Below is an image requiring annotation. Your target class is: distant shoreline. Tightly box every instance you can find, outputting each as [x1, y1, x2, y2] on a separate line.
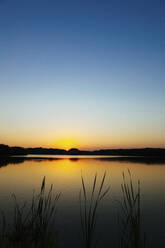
[0, 144, 165, 157]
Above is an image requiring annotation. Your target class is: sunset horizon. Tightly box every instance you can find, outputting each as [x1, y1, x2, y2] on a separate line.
[0, 1, 165, 151]
[1, 143, 165, 151]
[0, 1, 165, 247]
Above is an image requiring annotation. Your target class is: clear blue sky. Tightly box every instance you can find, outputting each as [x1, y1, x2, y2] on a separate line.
[0, 0, 165, 149]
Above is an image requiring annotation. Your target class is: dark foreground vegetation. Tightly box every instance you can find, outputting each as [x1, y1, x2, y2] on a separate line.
[0, 171, 146, 248]
[1, 144, 165, 157]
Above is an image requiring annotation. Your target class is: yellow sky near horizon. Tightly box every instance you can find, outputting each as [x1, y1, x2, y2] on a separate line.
[1, 127, 165, 150]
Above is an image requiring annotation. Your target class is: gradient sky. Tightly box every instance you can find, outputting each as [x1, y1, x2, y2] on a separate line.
[0, 0, 165, 149]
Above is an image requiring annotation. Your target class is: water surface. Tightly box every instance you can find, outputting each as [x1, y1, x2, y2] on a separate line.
[0, 155, 165, 247]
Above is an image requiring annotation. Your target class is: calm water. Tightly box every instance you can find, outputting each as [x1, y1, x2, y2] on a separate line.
[0, 155, 165, 247]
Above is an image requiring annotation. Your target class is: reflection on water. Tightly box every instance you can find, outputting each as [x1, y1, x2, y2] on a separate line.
[0, 156, 165, 247]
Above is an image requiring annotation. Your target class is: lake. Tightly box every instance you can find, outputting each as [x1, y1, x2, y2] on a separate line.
[0, 155, 165, 247]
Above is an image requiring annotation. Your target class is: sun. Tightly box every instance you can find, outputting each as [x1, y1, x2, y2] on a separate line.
[55, 137, 79, 150]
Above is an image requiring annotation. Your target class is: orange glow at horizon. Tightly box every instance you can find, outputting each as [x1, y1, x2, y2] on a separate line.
[1, 128, 165, 150]
[55, 137, 79, 150]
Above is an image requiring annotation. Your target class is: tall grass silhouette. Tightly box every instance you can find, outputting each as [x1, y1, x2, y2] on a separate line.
[0, 171, 147, 248]
[118, 170, 146, 248]
[0, 177, 60, 248]
[79, 172, 110, 248]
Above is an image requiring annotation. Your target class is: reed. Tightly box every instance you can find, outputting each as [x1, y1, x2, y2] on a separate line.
[118, 170, 146, 248]
[1, 177, 60, 248]
[79, 172, 110, 248]
[0, 172, 148, 248]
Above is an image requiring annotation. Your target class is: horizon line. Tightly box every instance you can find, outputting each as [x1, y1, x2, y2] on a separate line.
[1, 144, 165, 151]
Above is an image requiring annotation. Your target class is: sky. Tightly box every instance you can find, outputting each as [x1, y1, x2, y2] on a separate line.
[0, 0, 165, 150]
